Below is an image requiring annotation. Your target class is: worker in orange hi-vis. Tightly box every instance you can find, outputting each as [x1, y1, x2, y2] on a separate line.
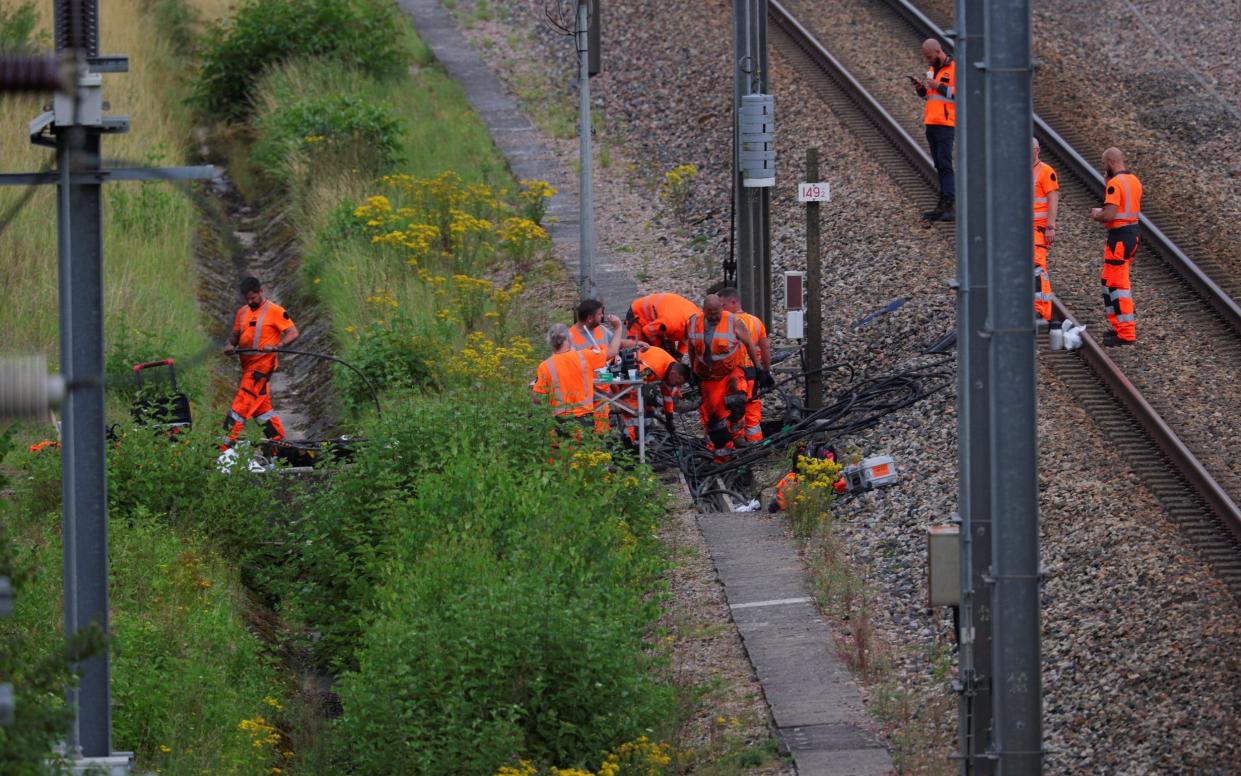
[717, 286, 773, 443]
[1090, 146, 1142, 344]
[222, 276, 299, 448]
[625, 292, 702, 356]
[532, 316, 624, 434]
[687, 294, 762, 455]
[568, 298, 625, 432]
[615, 344, 692, 443]
[912, 38, 956, 222]
[1032, 137, 1060, 322]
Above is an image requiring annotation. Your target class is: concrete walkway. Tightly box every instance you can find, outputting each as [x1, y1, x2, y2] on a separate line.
[700, 514, 894, 774]
[398, 3, 894, 772]
[396, 0, 639, 313]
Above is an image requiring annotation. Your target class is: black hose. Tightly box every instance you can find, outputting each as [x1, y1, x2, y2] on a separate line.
[232, 347, 382, 416]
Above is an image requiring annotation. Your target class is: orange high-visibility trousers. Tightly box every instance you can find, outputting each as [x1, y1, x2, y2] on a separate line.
[224, 368, 286, 444]
[698, 367, 750, 445]
[1034, 228, 1054, 321]
[743, 393, 763, 443]
[1102, 226, 1139, 341]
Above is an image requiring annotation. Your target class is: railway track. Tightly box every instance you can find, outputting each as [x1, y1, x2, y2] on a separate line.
[766, 0, 1241, 594]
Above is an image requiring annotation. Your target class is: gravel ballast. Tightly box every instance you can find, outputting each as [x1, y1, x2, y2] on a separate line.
[442, 0, 1241, 770]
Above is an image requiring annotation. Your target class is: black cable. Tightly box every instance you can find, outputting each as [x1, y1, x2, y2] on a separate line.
[232, 347, 381, 416]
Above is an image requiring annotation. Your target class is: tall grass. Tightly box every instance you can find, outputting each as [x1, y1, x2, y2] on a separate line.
[0, 0, 205, 378]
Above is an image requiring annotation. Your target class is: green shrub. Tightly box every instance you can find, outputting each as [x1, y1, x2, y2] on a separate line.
[336, 316, 439, 414]
[252, 93, 403, 189]
[193, 0, 405, 118]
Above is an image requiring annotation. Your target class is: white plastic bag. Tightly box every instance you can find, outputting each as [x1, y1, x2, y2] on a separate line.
[1062, 319, 1087, 351]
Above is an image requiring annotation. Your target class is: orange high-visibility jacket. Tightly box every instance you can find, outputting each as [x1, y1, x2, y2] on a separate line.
[533, 348, 608, 417]
[687, 311, 747, 381]
[629, 293, 702, 346]
[1103, 171, 1142, 230]
[922, 57, 956, 127]
[735, 312, 767, 368]
[568, 323, 614, 351]
[233, 301, 294, 374]
[1033, 161, 1059, 227]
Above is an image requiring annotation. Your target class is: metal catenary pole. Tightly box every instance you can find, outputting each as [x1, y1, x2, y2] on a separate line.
[804, 148, 823, 409]
[0, 2, 213, 768]
[983, 0, 1042, 771]
[577, 0, 596, 299]
[733, 0, 772, 326]
[954, 0, 996, 770]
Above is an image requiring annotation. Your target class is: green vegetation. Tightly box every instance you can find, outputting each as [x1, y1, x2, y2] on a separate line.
[192, 0, 405, 118]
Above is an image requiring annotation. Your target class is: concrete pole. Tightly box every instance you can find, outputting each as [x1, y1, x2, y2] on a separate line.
[577, 0, 595, 299]
[983, 0, 1042, 771]
[954, 0, 995, 771]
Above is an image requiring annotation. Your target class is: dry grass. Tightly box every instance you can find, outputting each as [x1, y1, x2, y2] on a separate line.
[0, 0, 205, 369]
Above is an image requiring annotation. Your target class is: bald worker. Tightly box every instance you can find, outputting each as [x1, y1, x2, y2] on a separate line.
[1090, 147, 1142, 344]
[686, 294, 762, 454]
[911, 38, 956, 222]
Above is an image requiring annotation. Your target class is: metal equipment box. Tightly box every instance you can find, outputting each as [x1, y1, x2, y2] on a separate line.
[927, 523, 960, 607]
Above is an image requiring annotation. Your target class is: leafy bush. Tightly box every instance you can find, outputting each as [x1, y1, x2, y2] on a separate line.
[193, 0, 405, 118]
[313, 392, 674, 772]
[252, 93, 403, 189]
[336, 316, 440, 413]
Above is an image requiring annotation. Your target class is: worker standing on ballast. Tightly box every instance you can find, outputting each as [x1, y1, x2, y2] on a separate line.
[1032, 138, 1060, 321]
[222, 276, 299, 448]
[718, 286, 773, 443]
[1090, 147, 1142, 344]
[687, 294, 763, 456]
[911, 38, 956, 223]
[533, 316, 624, 434]
[626, 292, 702, 356]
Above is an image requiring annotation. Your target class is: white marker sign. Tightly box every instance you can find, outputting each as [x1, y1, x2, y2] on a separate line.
[797, 182, 831, 202]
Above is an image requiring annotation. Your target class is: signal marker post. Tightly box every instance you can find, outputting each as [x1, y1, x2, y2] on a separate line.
[798, 149, 828, 409]
[0, 2, 213, 770]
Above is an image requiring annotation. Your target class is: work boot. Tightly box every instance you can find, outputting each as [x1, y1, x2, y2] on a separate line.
[921, 195, 946, 221]
[938, 199, 955, 222]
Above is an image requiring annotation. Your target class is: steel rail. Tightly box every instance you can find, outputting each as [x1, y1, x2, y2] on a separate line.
[767, 0, 1241, 546]
[875, 0, 1241, 335]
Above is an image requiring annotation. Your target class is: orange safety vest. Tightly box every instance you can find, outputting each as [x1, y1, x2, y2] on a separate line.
[735, 312, 767, 368]
[1103, 171, 1142, 230]
[1033, 161, 1058, 227]
[638, 345, 677, 382]
[687, 311, 747, 380]
[629, 293, 701, 345]
[922, 56, 956, 127]
[533, 348, 606, 417]
[233, 300, 293, 373]
[568, 323, 614, 351]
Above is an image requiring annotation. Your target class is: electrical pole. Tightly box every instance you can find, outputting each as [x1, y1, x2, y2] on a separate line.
[576, 0, 595, 299]
[803, 148, 823, 409]
[733, 0, 773, 327]
[954, 0, 996, 771]
[0, 2, 213, 770]
[983, 0, 1042, 771]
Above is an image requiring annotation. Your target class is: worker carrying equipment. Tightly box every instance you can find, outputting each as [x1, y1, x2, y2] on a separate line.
[615, 344, 691, 442]
[625, 292, 702, 356]
[222, 276, 299, 447]
[687, 294, 764, 455]
[533, 315, 624, 434]
[1090, 147, 1142, 343]
[1032, 138, 1060, 322]
[718, 286, 773, 443]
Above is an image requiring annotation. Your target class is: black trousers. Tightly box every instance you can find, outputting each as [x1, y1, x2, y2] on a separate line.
[925, 124, 955, 202]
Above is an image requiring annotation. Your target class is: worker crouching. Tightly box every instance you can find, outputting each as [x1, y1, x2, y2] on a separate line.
[687, 294, 764, 457]
[222, 276, 299, 448]
[626, 291, 702, 356]
[533, 316, 624, 435]
[616, 344, 691, 443]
